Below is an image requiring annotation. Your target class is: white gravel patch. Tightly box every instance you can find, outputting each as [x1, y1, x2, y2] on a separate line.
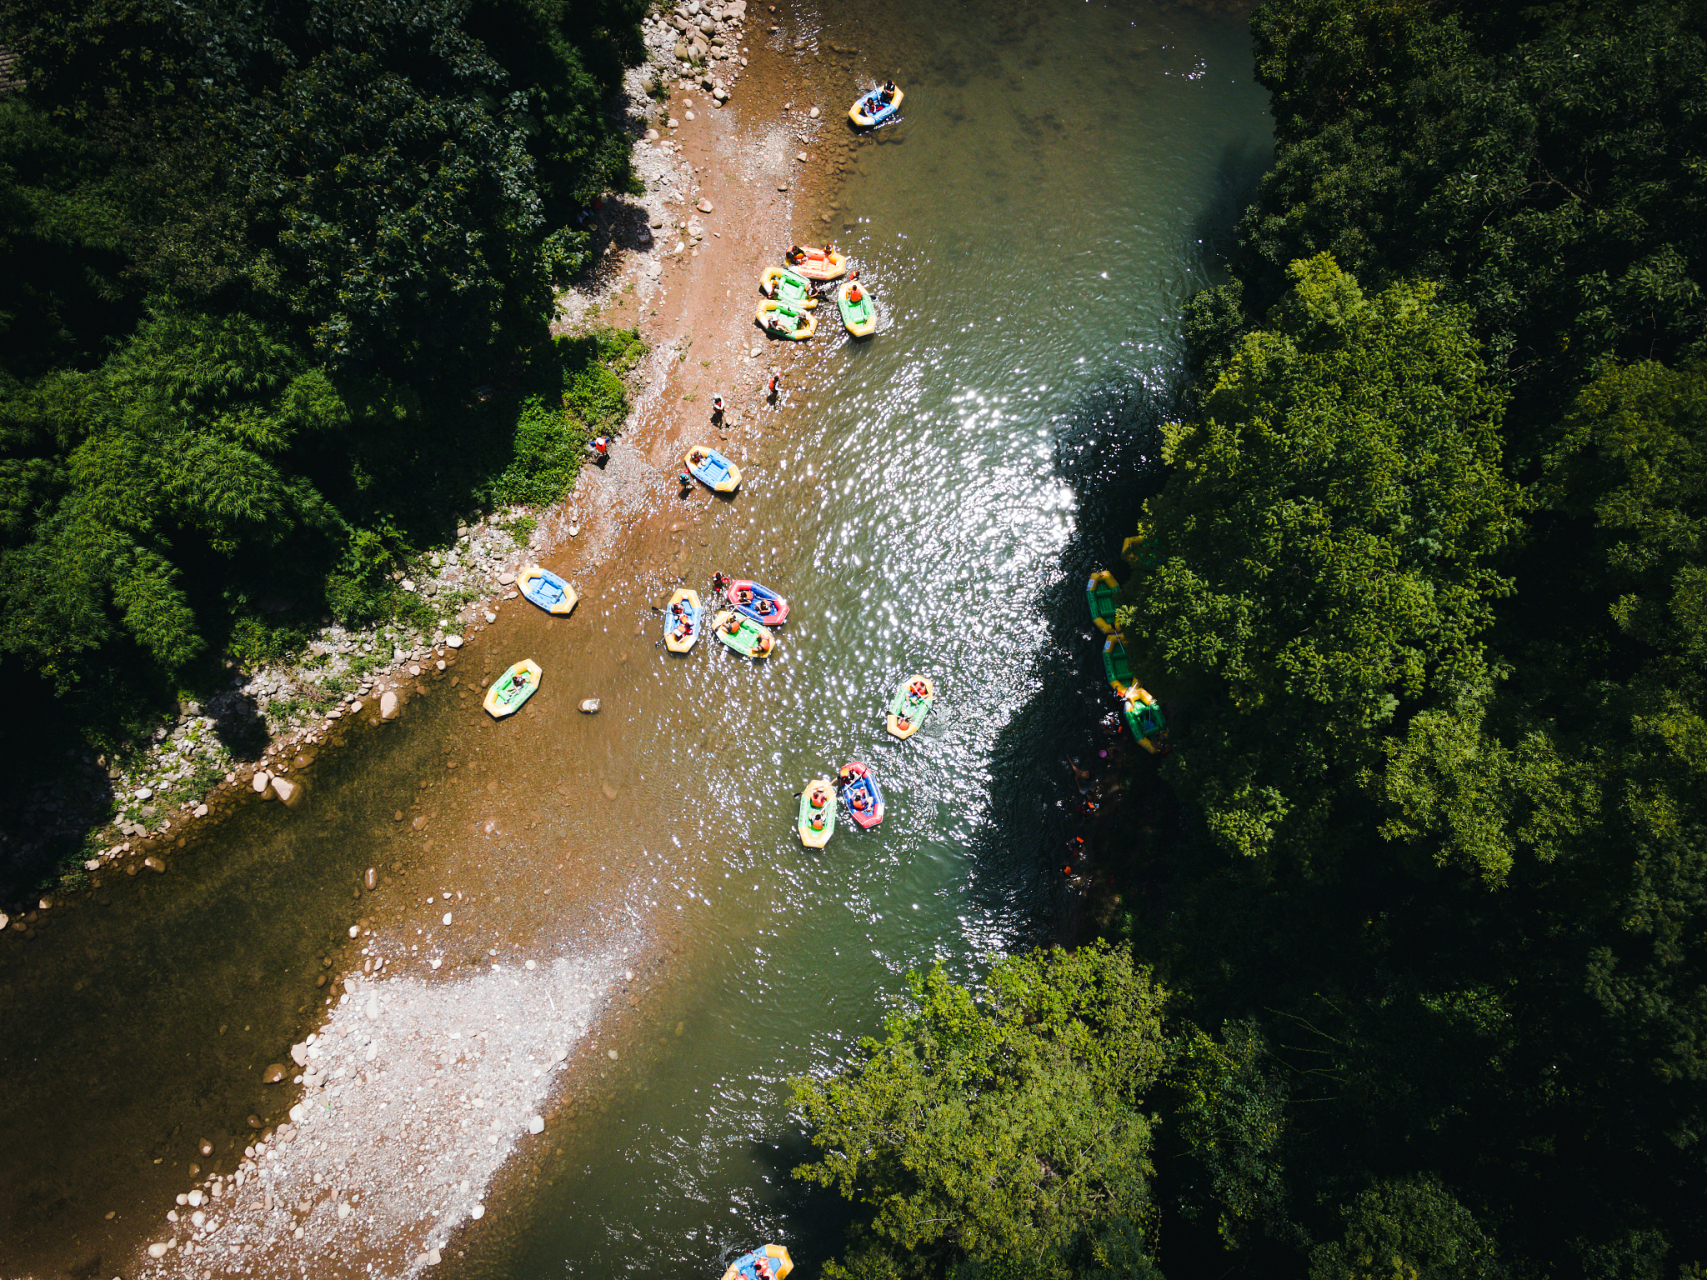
[133, 942, 631, 1278]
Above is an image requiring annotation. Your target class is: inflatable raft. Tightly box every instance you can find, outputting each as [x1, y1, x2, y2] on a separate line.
[756, 299, 817, 339]
[722, 1247, 794, 1280]
[798, 778, 837, 848]
[518, 564, 577, 616]
[729, 579, 789, 626]
[849, 85, 904, 127]
[685, 446, 741, 493]
[836, 280, 877, 337]
[839, 761, 885, 829]
[483, 659, 541, 719]
[714, 609, 775, 658]
[786, 247, 848, 282]
[1086, 570, 1118, 634]
[1122, 684, 1169, 755]
[887, 673, 934, 739]
[664, 587, 701, 653]
[1103, 635, 1135, 694]
[759, 266, 818, 308]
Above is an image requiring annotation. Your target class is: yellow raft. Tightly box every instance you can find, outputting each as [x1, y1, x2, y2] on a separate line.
[664, 587, 701, 653]
[756, 299, 817, 339]
[759, 266, 818, 308]
[482, 659, 541, 719]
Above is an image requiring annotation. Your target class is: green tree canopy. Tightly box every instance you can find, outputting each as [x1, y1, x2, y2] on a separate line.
[792, 943, 1169, 1279]
[1124, 254, 1523, 880]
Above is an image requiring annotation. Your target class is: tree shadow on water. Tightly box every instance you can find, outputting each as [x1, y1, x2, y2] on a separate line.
[958, 374, 1177, 945]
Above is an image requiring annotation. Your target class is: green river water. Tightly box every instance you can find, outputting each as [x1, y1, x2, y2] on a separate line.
[0, 0, 1268, 1275]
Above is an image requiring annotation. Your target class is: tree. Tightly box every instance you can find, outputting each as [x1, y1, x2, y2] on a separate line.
[1123, 254, 1523, 880]
[792, 943, 1169, 1279]
[1309, 1176, 1504, 1280]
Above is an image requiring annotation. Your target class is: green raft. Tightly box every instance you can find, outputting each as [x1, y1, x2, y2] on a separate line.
[1086, 570, 1118, 634]
[713, 609, 775, 658]
[798, 778, 837, 848]
[1102, 636, 1135, 693]
[1122, 686, 1169, 754]
[836, 281, 876, 337]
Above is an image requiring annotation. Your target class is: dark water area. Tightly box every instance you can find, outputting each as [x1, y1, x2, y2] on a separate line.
[0, 0, 1267, 1276]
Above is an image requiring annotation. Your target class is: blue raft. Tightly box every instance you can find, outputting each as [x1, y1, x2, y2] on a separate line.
[518, 564, 577, 616]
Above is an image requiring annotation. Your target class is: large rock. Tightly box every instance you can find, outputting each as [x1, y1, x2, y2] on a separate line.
[379, 690, 399, 720]
[269, 775, 302, 807]
[444, 634, 464, 649]
[252, 770, 272, 794]
[697, 197, 714, 213]
[262, 1063, 288, 1084]
[290, 1041, 310, 1067]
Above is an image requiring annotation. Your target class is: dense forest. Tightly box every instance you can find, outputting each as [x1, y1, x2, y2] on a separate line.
[794, 2, 1707, 1278]
[0, 0, 646, 779]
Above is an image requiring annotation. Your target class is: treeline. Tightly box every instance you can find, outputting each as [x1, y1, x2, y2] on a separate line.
[0, 0, 646, 755]
[793, 3, 1707, 1279]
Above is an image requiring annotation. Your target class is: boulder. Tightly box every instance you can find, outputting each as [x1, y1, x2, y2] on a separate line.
[290, 1042, 310, 1067]
[697, 197, 714, 213]
[445, 634, 464, 648]
[143, 856, 167, 873]
[270, 775, 302, 807]
[262, 1063, 288, 1084]
[674, 41, 691, 60]
[497, 571, 515, 586]
[252, 770, 272, 794]
[579, 698, 601, 713]
[379, 690, 399, 720]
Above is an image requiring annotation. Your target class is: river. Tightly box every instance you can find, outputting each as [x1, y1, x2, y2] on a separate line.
[0, 0, 1268, 1276]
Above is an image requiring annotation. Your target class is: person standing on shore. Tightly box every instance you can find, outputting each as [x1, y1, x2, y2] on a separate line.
[711, 395, 725, 424]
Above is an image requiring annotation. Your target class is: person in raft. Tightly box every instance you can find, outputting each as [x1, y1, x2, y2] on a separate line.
[689, 448, 706, 466]
[909, 678, 928, 699]
[894, 713, 912, 733]
[849, 788, 870, 814]
[796, 312, 811, 333]
[837, 764, 857, 789]
[846, 281, 864, 305]
[723, 614, 742, 635]
[882, 80, 897, 102]
[785, 244, 804, 264]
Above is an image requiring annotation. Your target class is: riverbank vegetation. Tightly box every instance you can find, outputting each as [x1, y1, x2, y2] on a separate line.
[798, 1, 1707, 1277]
[0, 0, 647, 780]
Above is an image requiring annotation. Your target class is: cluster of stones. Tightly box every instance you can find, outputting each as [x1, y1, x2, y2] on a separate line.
[646, 0, 748, 103]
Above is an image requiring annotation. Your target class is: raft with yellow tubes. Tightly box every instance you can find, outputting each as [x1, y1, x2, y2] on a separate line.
[836, 279, 877, 337]
[849, 85, 904, 127]
[722, 1246, 795, 1280]
[759, 266, 818, 308]
[886, 673, 934, 739]
[1086, 570, 1118, 633]
[482, 659, 541, 719]
[756, 299, 817, 340]
[798, 778, 837, 848]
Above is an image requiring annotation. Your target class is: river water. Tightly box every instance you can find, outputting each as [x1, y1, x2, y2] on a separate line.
[462, 1, 1269, 1276]
[0, 0, 1267, 1276]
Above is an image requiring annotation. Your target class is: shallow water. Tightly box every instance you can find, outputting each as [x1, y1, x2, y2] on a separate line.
[0, 0, 1267, 1275]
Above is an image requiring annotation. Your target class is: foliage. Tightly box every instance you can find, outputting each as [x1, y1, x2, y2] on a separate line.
[1106, 5, 1707, 1280]
[792, 943, 1169, 1278]
[1309, 1177, 1505, 1280]
[1122, 255, 1523, 880]
[0, 0, 647, 834]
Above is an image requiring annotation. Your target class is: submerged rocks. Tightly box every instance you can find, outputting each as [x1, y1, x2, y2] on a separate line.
[262, 1063, 288, 1084]
[270, 775, 302, 807]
